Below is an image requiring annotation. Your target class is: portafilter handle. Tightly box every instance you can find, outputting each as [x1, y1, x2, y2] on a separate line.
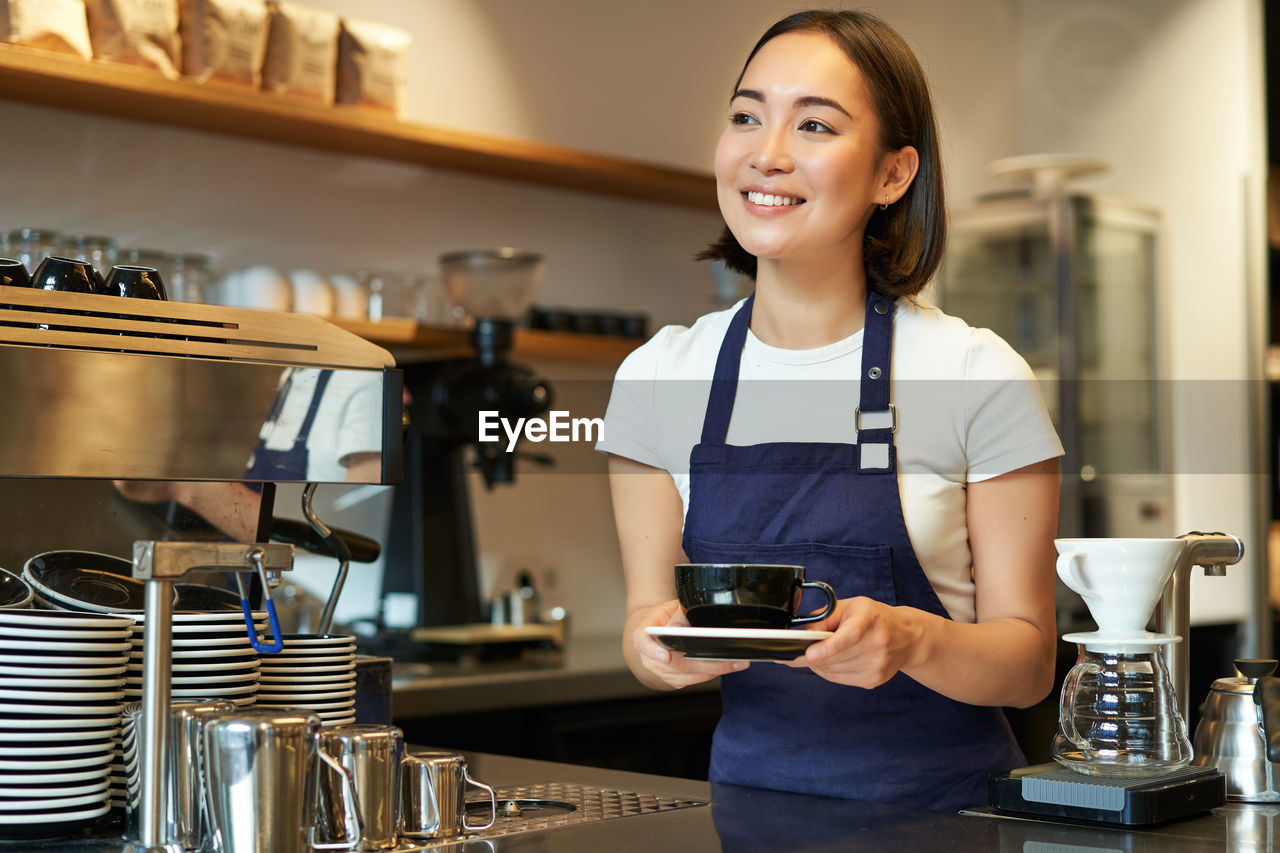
[1156, 532, 1245, 726]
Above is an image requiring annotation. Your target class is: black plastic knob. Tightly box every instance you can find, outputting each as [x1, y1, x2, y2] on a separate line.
[1236, 659, 1278, 679]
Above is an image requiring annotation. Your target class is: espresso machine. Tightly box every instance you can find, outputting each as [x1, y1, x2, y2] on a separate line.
[0, 282, 404, 850]
[379, 250, 553, 644]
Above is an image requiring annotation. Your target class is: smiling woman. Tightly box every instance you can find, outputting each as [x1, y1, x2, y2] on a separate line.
[597, 9, 1064, 813]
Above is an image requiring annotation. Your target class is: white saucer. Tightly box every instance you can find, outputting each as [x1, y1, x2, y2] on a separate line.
[0, 728, 117, 742]
[646, 626, 833, 661]
[0, 741, 111, 757]
[257, 663, 356, 676]
[0, 801, 110, 826]
[0, 791, 108, 811]
[0, 676, 125, 690]
[1062, 631, 1182, 650]
[2, 638, 130, 653]
[0, 705, 122, 722]
[0, 662, 128, 678]
[0, 611, 132, 630]
[0, 653, 130, 668]
[259, 653, 355, 665]
[320, 717, 356, 727]
[0, 779, 108, 799]
[0, 752, 112, 771]
[0, 767, 108, 785]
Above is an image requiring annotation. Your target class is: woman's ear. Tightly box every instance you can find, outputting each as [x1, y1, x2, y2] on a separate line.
[881, 146, 920, 205]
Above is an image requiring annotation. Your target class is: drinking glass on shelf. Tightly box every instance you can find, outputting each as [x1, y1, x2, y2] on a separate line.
[3, 227, 62, 273]
[60, 233, 118, 278]
[411, 273, 450, 324]
[169, 253, 213, 303]
[355, 269, 387, 321]
[358, 269, 417, 321]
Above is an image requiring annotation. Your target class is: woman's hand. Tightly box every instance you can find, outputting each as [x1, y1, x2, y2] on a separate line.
[785, 597, 922, 688]
[631, 599, 748, 690]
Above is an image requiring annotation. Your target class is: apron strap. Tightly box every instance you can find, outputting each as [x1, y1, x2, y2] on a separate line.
[699, 295, 755, 446]
[856, 293, 896, 474]
[292, 369, 334, 453]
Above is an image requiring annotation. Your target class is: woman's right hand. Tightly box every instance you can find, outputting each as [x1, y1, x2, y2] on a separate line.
[630, 599, 748, 689]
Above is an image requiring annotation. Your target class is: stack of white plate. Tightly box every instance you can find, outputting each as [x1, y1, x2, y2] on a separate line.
[256, 634, 357, 727]
[0, 610, 129, 840]
[110, 612, 264, 808]
[124, 612, 265, 706]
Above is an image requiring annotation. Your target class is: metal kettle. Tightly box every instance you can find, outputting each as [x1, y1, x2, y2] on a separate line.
[1192, 658, 1280, 802]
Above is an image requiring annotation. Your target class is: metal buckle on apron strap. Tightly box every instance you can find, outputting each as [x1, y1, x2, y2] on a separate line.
[854, 405, 897, 433]
[854, 405, 896, 472]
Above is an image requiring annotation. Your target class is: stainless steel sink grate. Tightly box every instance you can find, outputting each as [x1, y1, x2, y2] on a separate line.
[397, 781, 708, 849]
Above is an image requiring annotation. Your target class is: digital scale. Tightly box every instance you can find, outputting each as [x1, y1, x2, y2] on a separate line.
[988, 763, 1227, 826]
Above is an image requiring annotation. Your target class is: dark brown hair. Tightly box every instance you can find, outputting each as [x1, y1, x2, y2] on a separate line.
[698, 9, 946, 299]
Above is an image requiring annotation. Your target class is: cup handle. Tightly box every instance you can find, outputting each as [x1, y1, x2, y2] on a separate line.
[311, 749, 364, 851]
[790, 581, 837, 626]
[1055, 551, 1097, 602]
[1057, 661, 1098, 750]
[461, 769, 497, 832]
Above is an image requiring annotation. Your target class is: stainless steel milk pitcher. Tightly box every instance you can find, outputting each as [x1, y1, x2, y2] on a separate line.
[202, 708, 362, 853]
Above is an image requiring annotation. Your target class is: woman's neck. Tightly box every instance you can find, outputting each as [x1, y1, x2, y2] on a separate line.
[750, 257, 868, 349]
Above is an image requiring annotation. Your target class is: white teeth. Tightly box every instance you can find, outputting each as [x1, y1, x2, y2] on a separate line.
[747, 191, 800, 207]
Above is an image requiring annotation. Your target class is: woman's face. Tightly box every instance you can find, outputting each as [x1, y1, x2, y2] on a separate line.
[714, 31, 896, 271]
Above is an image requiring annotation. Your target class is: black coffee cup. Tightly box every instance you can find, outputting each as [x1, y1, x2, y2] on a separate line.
[0, 257, 30, 288]
[102, 265, 168, 300]
[30, 255, 102, 292]
[675, 564, 837, 630]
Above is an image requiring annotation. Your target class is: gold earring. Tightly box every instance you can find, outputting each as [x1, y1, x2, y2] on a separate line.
[880, 195, 889, 211]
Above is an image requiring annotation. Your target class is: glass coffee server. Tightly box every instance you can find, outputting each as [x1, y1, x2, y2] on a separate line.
[936, 175, 1169, 546]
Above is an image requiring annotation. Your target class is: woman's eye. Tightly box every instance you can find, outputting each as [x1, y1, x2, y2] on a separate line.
[800, 119, 833, 134]
[729, 112, 759, 126]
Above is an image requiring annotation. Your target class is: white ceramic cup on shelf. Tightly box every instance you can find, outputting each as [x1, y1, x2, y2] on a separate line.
[329, 273, 368, 320]
[236, 266, 293, 311]
[289, 270, 336, 316]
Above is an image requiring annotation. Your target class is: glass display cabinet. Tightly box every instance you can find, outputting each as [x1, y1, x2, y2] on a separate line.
[937, 192, 1169, 541]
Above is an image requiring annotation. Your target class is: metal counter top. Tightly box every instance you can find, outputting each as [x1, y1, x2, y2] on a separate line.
[390, 633, 716, 718]
[31, 750, 1263, 851]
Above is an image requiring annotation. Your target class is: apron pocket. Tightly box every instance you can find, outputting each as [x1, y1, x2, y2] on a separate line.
[687, 538, 897, 607]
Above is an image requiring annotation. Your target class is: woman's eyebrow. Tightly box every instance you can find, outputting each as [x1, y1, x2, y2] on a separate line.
[730, 89, 852, 119]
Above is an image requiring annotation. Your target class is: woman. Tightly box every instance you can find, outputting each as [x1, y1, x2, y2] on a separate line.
[598, 10, 1062, 810]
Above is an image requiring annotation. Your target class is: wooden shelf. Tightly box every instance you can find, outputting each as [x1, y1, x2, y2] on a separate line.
[331, 317, 640, 366]
[0, 45, 717, 211]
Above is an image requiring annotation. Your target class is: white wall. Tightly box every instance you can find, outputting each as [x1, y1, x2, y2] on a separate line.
[0, 0, 1265, 636]
[1013, 0, 1267, 628]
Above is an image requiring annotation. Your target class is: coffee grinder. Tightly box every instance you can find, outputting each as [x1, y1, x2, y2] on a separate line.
[988, 533, 1243, 825]
[379, 250, 552, 645]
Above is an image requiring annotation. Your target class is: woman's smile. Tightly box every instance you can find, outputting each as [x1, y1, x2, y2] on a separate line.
[743, 187, 807, 211]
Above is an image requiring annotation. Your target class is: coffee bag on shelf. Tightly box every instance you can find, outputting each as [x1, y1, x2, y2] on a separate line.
[335, 17, 410, 117]
[1, 0, 93, 59]
[261, 0, 338, 104]
[179, 0, 268, 87]
[85, 0, 181, 78]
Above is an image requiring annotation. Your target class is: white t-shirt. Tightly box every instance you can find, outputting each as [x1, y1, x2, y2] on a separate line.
[257, 367, 385, 481]
[597, 296, 1063, 623]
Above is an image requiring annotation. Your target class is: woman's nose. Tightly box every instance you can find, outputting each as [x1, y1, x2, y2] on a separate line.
[750, 127, 793, 174]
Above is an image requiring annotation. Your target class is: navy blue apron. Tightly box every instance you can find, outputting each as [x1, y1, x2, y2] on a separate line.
[245, 369, 332, 480]
[682, 292, 1024, 810]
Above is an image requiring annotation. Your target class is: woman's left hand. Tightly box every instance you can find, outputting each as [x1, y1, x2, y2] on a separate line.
[784, 597, 923, 688]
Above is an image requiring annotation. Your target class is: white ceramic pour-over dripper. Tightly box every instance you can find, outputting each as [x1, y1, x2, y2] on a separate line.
[1055, 538, 1184, 637]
